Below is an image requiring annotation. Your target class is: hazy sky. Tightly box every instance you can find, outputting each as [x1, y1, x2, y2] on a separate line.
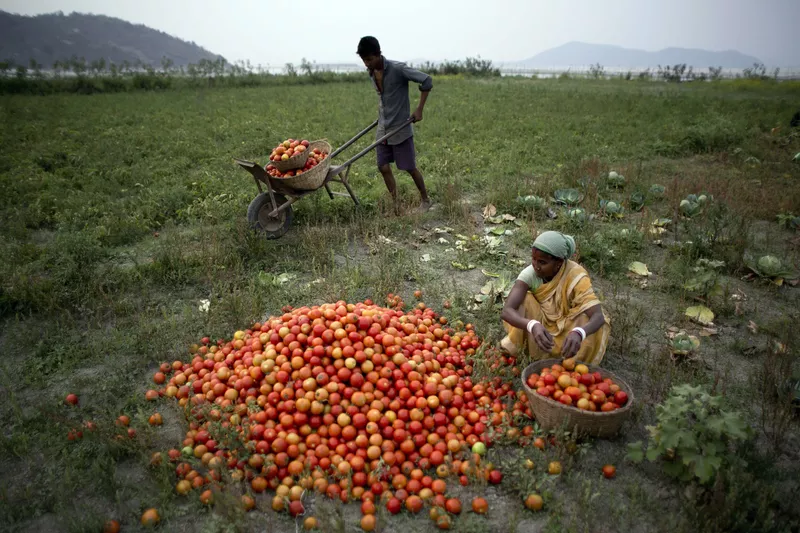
[2, 0, 798, 66]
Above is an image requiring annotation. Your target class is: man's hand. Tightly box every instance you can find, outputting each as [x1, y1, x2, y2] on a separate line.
[561, 331, 583, 359]
[411, 108, 423, 123]
[531, 323, 554, 353]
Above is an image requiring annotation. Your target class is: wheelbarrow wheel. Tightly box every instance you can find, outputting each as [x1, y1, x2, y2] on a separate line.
[247, 193, 292, 239]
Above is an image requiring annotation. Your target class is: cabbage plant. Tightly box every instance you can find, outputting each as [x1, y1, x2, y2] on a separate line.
[553, 188, 584, 206]
[607, 171, 626, 188]
[600, 199, 624, 218]
[648, 184, 666, 199]
[517, 195, 548, 209]
[629, 192, 645, 212]
[745, 255, 796, 284]
[567, 207, 587, 223]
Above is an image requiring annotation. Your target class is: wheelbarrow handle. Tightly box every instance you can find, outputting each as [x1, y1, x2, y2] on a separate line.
[331, 117, 415, 171]
[330, 120, 378, 159]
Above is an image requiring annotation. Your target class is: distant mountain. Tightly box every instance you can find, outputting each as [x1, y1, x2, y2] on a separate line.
[0, 10, 224, 67]
[516, 41, 763, 69]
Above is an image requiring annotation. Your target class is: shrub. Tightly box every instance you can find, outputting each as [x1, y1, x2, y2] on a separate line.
[627, 384, 749, 484]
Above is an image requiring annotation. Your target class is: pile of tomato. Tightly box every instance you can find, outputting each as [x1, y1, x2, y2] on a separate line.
[527, 360, 629, 411]
[144, 298, 536, 528]
[266, 148, 327, 178]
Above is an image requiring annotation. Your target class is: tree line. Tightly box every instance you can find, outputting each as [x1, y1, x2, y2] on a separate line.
[0, 55, 504, 95]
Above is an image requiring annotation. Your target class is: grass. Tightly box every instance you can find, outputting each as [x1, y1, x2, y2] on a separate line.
[1, 76, 800, 532]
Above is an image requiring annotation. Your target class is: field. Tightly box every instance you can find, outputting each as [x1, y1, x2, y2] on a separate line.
[1, 76, 800, 533]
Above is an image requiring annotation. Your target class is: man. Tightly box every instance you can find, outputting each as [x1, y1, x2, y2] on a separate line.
[357, 36, 432, 211]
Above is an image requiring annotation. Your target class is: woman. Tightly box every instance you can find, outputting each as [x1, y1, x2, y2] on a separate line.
[500, 231, 610, 364]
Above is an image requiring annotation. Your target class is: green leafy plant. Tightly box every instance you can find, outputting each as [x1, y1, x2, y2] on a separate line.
[552, 188, 584, 206]
[776, 212, 800, 230]
[627, 384, 749, 484]
[683, 258, 725, 300]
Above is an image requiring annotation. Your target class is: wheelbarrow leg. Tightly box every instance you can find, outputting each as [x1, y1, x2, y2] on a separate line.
[324, 183, 335, 200]
[340, 165, 359, 206]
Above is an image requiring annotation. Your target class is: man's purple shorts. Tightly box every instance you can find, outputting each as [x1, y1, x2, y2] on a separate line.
[376, 136, 417, 171]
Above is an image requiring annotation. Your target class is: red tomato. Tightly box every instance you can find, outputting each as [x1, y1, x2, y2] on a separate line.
[471, 497, 488, 514]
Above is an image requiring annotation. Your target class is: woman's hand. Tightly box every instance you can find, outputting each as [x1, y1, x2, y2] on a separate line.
[531, 323, 555, 353]
[561, 331, 583, 358]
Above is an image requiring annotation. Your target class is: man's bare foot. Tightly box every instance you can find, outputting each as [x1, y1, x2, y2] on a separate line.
[418, 199, 432, 212]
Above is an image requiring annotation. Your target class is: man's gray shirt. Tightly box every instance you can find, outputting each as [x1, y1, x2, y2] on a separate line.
[369, 57, 432, 145]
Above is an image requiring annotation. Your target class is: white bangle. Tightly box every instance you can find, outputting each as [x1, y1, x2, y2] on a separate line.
[571, 327, 586, 342]
[526, 320, 540, 334]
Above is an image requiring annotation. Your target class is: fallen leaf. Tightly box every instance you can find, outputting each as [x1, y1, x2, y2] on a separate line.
[747, 321, 758, 334]
[420, 254, 431, 262]
[451, 262, 476, 271]
[486, 215, 504, 224]
[276, 273, 296, 285]
[480, 281, 494, 295]
[628, 261, 652, 277]
[474, 294, 490, 303]
[773, 341, 788, 354]
[730, 290, 747, 301]
[513, 219, 525, 227]
[685, 305, 715, 326]
[437, 237, 449, 244]
[483, 204, 497, 218]
[502, 214, 516, 221]
[481, 270, 500, 278]
[699, 328, 718, 337]
[488, 226, 506, 236]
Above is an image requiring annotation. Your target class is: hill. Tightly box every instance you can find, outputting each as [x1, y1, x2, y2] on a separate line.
[0, 10, 224, 68]
[516, 41, 763, 69]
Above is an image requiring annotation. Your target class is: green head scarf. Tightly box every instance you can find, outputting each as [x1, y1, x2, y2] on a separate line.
[533, 231, 576, 259]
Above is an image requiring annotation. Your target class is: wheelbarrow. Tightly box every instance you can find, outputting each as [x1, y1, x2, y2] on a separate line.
[234, 117, 414, 239]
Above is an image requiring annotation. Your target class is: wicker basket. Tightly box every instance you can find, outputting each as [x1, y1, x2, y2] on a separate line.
[270, 145, 310, 172]
[521, 359, 635, 438]
[270, 140, 332, 191]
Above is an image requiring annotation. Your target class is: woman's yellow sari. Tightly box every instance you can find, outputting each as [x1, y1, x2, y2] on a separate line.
[501, 260, 610, 364]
